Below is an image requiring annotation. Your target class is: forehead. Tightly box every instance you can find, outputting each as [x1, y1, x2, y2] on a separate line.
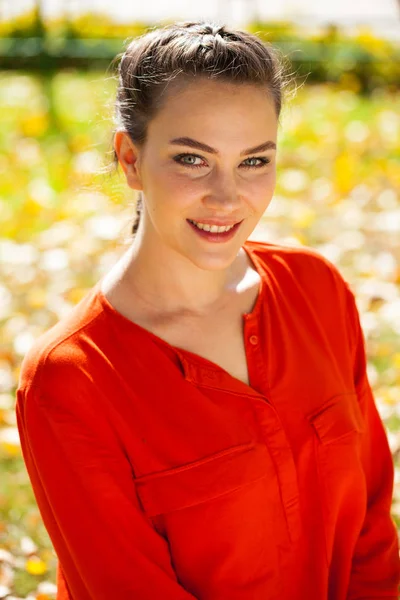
[147, 77, 277, 139]
[161, 76, 273, 110]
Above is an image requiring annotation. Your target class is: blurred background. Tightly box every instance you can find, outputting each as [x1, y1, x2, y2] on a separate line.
[1, 0, 400, 598]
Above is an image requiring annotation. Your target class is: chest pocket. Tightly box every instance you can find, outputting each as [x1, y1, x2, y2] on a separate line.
[307, 392, 367, 567]
[133, 440, 291, 598]
[133, 440, 270, 517]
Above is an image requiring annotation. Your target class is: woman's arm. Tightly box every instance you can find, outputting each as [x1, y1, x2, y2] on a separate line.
[344, 282, 400, 599]
[15, 358, 198, 600]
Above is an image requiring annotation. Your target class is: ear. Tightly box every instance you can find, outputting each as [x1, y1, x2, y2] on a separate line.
[113, 131, 143, 191]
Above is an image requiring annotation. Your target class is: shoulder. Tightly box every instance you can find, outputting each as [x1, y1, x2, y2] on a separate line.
[16, 282, 105, 404]
[245, 239, 361, 358]
[244, 238, 353, 301]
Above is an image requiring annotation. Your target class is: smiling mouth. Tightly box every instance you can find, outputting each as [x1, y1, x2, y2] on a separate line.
[186, 218, 243, 242]
[187, 219, 243, 232]
[187, 220, 234, 233]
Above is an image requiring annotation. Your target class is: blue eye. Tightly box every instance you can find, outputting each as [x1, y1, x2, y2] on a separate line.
[173, 154, 204, 168]
[241, 157, 270, 169]
[173, 153, 271, 169]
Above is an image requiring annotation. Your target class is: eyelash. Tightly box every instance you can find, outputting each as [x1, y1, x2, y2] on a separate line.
[173, 153, 271, 170]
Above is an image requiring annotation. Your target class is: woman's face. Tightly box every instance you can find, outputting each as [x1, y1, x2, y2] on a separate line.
[117, 77, 279, 271]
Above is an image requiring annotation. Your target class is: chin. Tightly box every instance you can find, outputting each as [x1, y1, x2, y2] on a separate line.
[186, 246, 240, 272]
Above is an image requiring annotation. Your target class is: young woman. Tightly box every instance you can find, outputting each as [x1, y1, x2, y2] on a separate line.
[16, 20, 400, 600]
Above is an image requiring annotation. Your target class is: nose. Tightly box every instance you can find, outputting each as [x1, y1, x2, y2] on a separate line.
[202, 170, 242, 212]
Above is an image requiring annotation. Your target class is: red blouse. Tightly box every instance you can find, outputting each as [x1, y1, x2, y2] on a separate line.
[15, 240, 400, 599]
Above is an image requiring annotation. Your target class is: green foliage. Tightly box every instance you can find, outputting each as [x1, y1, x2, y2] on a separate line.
[0, 13, 399, 90]
[249, 22, 400, 92]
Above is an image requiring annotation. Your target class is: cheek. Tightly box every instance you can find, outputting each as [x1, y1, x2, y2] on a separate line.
[146, 165, 190, 199]
[247, 170, 276, 204]
[171, 168, 214, 197]
[155, 173, 201, 217]
[158, 163, 190, 187]
[263, 167, 277, 188]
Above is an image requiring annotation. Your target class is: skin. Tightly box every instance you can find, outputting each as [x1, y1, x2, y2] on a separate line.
[110, 77, 279, 321]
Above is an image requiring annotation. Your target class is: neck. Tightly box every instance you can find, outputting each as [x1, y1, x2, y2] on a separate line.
[116, 227, 247, 320]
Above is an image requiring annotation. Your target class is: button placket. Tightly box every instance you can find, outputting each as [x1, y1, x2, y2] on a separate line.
[244, 313, 270, 397]
[250, 398, 302, 545]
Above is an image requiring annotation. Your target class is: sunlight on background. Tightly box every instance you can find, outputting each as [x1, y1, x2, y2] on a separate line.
[3, 0, 400, 36]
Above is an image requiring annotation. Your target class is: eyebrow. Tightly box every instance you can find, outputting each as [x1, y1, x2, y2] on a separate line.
[169, 136, 276, 156]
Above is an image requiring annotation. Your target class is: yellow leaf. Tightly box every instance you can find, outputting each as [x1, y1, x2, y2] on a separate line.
[334, 153, 356, 195]
[0, 428, 21, 456]
[338, 73, 361, 94]
[26, 557, 47, 576]
[23, 197, 43, 218]
[26, 288, 48, 309]
[69, 133, 92, 153]
[65, 287, 88, 304]
[20, 113, 49, 137]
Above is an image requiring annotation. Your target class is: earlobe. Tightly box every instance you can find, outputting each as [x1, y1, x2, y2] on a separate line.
[113, 131, 143, 191]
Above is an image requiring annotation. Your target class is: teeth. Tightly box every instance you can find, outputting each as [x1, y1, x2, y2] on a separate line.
[189, 220, 235, 233]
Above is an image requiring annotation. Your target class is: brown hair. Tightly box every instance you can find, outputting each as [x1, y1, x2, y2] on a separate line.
[107, 20, 291, 236]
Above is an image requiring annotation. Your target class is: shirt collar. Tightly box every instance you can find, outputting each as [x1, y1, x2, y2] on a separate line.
[174, 348, 263, 399]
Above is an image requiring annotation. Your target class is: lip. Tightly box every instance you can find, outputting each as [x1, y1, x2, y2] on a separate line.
[187, 218, 242, 243]
[187, 218, 243, 226]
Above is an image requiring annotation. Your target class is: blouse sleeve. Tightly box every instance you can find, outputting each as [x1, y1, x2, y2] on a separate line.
[343, 282, 400, 599]
[15, 358, 198, 600]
